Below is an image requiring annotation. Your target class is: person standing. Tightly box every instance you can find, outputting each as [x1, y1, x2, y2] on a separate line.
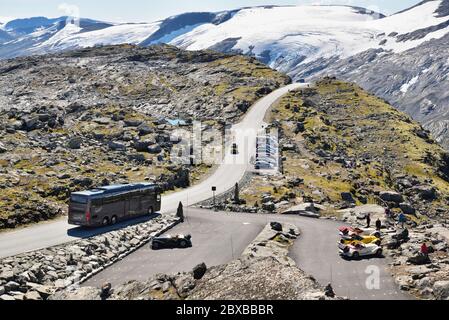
[366, 213, 371, 228]
[398, 213, 407, 228]
[376, 218, 382, 231]
[421, 243, 429, 256]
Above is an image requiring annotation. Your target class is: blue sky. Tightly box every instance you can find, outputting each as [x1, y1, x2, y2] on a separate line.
[0, 0, 422, 23]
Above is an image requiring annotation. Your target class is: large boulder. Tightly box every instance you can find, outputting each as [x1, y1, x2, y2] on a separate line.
[399, 203, 416, 215]
[411, 185, 437, 201]
[21, 116, 40, 131]
[24, 291, 42, 301]
[0, 142, 7, 153]
[407, 254, 431, 266]
[379, 191, 403, 203]
[147, 144, 162, 154]
[193, 263, 207, 280]
[108, 141, 126, 151]
[262, 202, 276, 212]
[137, 123, 153, 135]
[341, 192, 355, 203]
[433, 281, 449, 300]
[133, 140, 150, 152]
[67, 137, 82, 150]
[282, 203, 323, 218]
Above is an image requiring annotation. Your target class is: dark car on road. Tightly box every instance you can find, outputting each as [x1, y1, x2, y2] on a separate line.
[151, 234, 192, 250]
[231, 143, 239, 155]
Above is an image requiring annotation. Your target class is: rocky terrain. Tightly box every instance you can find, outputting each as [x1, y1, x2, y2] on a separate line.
[217, 77, 449, 300]
[316, 32, 449, 149]
[389, 224, 449, 300]
[0, 44, 289, 230]
[1, 1, 448, 152]
[215, 77, 449, 221]
[0, 215, 179, 301]
[49, 222, 341, 300]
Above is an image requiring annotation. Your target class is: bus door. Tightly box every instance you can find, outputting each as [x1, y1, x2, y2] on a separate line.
[129, 194, 143, 216]
[124, 197, 130, 217]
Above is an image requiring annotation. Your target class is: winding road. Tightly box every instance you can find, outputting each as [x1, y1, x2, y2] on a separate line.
[0, 83, 409, 300]
[0, 83, 303, 259]
[83, 208, 410, 300]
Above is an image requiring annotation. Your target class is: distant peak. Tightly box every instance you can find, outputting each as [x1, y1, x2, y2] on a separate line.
[394, 0, 449, 17]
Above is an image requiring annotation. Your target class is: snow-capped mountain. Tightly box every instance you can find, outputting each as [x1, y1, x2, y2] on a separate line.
[0, 0, 448, 146]
[0, 10, 240, 58]
[0, 16, 116, 58]
[1, 2, 446, 65]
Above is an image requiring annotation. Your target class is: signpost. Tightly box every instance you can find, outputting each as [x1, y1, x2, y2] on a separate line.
[212, 186, 217, 211]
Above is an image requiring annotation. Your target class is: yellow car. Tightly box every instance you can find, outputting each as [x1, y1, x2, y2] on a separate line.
[340, 234, 381, 246]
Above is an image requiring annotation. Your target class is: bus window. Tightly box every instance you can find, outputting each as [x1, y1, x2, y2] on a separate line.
[91, 198, 103, 206]
[71, 195, 88, 204]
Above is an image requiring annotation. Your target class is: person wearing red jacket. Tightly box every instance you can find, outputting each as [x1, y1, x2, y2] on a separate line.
[421, 243, 429, 256]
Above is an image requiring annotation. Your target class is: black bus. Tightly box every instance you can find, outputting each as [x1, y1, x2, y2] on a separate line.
[68, 183, 162, 227]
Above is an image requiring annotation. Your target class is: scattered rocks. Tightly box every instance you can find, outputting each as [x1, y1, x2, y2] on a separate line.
[389, 224, 449, 300]
[0, 44, 289, 231]
[51, 222, 341, 300]
[0, 215, 179, 300]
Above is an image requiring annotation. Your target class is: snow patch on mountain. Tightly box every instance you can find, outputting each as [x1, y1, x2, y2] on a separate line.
[400, 75, 419, 93]
[31, 22, 161, 53]
[167, 2, 448, 74]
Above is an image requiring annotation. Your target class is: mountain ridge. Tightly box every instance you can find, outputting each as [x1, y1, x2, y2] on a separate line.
[0, 1, 448, 148]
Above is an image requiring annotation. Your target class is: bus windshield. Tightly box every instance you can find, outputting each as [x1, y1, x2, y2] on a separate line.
[70, 195, 89, 204]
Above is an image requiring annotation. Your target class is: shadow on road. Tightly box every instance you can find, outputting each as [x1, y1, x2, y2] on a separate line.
[67, 213, 161, 238]
[340, 254, 385, 262]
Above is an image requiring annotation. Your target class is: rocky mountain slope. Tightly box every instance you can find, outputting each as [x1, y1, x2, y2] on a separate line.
[313, 31, 449, 149]
[217, 77, 449, 300]
[0, 44, 289, 230]
[229, 78, 449, 222]
[1, 2, 447, 149]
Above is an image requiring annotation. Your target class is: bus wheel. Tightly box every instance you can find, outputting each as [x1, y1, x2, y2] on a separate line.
[111, 216, 118, 225]
[102, 217, 109, 226]
[148, 207, 154, 215]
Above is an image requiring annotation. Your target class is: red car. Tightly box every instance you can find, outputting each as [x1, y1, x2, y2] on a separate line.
[339, 226, 381, 239]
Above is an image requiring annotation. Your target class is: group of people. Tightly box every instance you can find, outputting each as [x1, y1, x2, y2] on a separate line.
[364, 213, 383, 230]
[365, 207, 430, 259]
[365, 208, 408, 230]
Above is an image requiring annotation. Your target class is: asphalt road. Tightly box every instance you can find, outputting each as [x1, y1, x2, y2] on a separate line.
[0, 83, 304, 259]
[84, 208, 411, 300]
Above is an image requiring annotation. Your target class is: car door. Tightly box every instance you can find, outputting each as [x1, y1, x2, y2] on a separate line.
[359, 244, 370, 256]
